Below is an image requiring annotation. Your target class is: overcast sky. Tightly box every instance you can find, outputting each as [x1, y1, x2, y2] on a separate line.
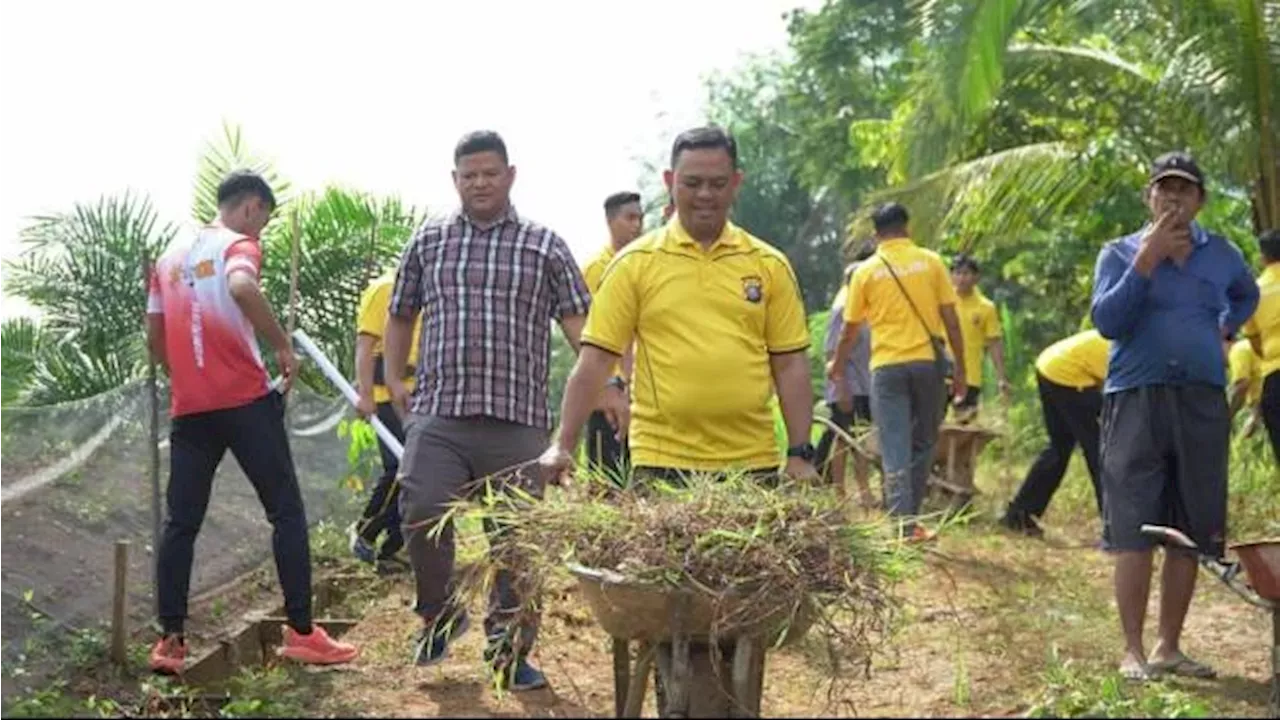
[0, 0, 818, 318]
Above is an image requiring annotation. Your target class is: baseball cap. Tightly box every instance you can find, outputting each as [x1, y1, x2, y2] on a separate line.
[1149, 151, 1205, 187]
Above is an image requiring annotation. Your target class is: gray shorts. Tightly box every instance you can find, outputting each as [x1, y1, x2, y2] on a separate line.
[1100, 384, 1229, 557]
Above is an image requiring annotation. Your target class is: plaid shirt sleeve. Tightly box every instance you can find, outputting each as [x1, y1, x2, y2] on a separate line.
[389, 224, 426, 318]
[546, 231, 592, 319]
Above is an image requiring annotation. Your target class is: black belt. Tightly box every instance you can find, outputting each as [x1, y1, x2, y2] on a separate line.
[373, 355, 415, 386]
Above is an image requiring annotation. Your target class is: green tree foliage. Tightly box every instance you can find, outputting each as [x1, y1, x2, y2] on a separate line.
[706, 56, 847, 309]
[3, 194, 173, 403]
[2, 126, 419, 405]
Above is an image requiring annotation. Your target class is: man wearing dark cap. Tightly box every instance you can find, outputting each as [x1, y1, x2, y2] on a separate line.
[1091, 151, 1258, 681]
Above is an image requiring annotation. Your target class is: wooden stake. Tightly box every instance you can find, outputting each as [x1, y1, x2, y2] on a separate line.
[287, 207, 301, 337]
[142, 250, 161, 617]
[111, 540, 130, 664]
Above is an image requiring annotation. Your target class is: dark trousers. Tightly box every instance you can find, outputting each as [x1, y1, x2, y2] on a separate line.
[585, 409, 629, 484]
[815, 396, 872, 474]
[158, 391, 312, 634]
[398, 415, 548, 662]
[357, 402, 405, 556]
[1263, 370, 1280, 465]
[1006, 375, 1103, 523]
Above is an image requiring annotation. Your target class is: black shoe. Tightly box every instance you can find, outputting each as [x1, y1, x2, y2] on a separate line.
[999, 511, 1043, 538]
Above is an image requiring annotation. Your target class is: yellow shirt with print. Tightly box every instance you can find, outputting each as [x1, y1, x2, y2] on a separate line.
[1228, 339, 1263, 406]
[580, 244, 623, 379]
[1242, 263, 1280, 379]
[949, 290, 1001, 387]
[357, 275, 422, 404]
[1035, 329, 1109, 389]
[582, 220, 810, 472]
[844, 238, 958, 370]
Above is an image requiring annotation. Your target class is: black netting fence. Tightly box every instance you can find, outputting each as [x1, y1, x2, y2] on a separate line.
[1, 381, 357, 698]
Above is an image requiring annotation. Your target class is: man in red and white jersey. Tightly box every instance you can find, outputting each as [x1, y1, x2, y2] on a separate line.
[145, 171, 358, 673]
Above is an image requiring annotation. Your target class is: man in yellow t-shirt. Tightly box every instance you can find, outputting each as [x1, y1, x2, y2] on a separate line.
[1242, 229, 1280, 462]
[828, 202, 968, 540]
[350, 271, 422, 564]
[578, 191, 644, 480]
[946, 254, 1009, 416]
[1000, 329, 1109, 536]
[540, 126, 818, 485]
[1227, 339, 1262, 427]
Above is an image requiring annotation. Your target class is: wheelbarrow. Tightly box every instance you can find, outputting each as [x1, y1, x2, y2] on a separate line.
[849, 423, 1002, 511]
[1141, 525, 1280, 718]
[567, 563, 814, 718]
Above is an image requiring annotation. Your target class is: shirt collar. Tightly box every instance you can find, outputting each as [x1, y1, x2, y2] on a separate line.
[454, 204, 519, 231]
[665, 218, 742, 251]
[875, 237, 915, 251]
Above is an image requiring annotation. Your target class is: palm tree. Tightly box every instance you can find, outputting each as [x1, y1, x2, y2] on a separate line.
[852, 0, 1278, 245]
[3, 194, 173, 403]
[3, 123, 421, 404]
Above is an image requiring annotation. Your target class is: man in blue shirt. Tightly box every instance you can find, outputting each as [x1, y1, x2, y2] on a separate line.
[815, 243, 877, 507]
[1091, 151, 1259, 682]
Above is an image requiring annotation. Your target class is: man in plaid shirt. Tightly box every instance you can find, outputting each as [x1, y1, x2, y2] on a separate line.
[381, 130, 600, 692]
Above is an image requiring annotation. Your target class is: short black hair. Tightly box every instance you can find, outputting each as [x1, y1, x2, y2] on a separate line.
[1260, 229, 1280, 262]
[217, 171, 276, 212]
[454, 130, 509, 165]
[670, 126, 738, 169]
[871, 202, 909, 235]
[604, 191, 642, 218]
[951, 253, 981, 274]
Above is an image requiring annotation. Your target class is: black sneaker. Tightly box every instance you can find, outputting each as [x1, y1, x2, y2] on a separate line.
[411, 610, 470, 666]
[999, 511, 1044, 538]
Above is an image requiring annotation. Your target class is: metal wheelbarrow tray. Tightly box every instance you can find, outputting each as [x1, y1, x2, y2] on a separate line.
[567, 563, 815, 646]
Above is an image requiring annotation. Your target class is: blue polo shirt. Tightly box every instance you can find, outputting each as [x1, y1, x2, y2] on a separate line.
[1091, 222, 1259, 393]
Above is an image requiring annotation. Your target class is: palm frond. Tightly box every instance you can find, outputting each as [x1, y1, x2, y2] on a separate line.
[849, 140, 1117, 251]
[259, 187, 421, 392]
[2, 193, 173, 404]
[1006, 41, 1156, 81]
[191, 121, 291, 224]
[2, 317, 43, 405]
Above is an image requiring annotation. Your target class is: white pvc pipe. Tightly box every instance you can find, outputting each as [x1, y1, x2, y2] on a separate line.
[292, 329, 405, 460]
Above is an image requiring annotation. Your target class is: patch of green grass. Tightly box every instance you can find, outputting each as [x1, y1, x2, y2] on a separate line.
[1027, 647, 1212, 718]
[4, 680, 126, 719]
[219, 666, 306, 718]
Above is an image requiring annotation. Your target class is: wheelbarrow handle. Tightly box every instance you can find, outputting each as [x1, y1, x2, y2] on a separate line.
[1140, 524, 1198, 550]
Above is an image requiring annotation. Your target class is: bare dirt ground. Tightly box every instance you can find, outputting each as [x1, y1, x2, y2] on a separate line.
[300, 522, 1274, 718]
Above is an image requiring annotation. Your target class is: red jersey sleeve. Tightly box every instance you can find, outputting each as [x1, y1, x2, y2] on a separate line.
[224, 239, 262, 280]
[147, 267, 163, 315]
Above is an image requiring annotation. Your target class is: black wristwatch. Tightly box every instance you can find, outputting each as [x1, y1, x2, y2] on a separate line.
[786, 443, 816, 462]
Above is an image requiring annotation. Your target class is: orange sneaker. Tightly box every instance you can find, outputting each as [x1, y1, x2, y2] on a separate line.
[278, 625, 359, 665]
[906, 526, 937, 545]
[149, 635, 187, 675]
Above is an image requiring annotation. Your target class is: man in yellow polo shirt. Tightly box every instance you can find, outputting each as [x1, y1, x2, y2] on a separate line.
[579, 191, 644, 480]
[1227, 339, 1262, 430]
[541, 125, 818, 484]
[1000, 329, 1109, 536]
[828, 202, 968, 540]
[1243, 229, 1280, 461]
[350, 271, 421, 564]
[946, 254, 1009, 417]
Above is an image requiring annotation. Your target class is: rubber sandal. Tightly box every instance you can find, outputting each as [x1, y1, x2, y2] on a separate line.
[1119, 661, 1154, 682]
[1148, 654, 1217, 679]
